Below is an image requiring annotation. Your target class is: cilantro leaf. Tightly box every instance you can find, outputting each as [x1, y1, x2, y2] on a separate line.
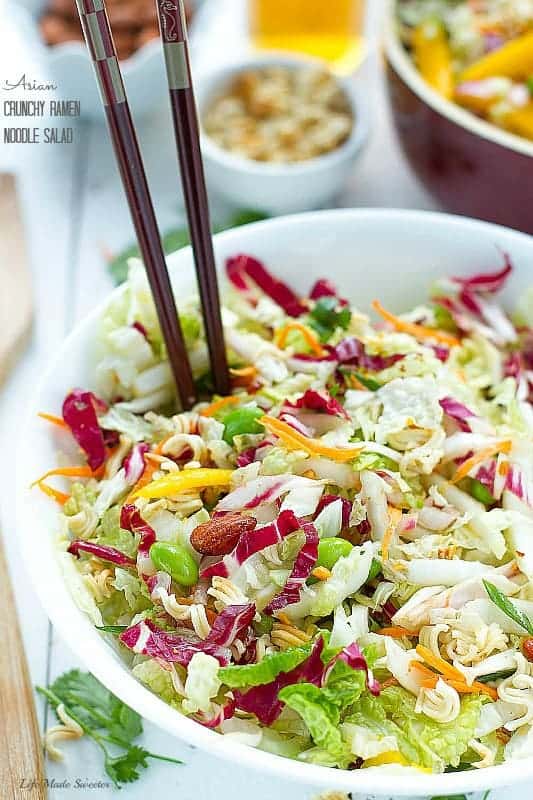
[36, 670, 183, 788]
[483, 579, 533, 635]
[430, 796, 468, 800]
[476, 669, 516, 683]
[308, 297, 351, 343]
[96, 624, 128, 635]
[105, 746, 150, 785]
[328, 381, 342, 398]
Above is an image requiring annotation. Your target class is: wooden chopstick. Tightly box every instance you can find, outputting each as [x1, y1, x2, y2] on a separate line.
[155, 0, 230, 396]
[74, 0, 197, 410]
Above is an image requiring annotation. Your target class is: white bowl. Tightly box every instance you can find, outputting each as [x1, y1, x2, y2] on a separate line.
[195, 54, 369, 215]
[17, 209, 533, 797]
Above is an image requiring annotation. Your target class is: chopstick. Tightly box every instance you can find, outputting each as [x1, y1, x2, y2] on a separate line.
[74, 0, 197, 410]
[154, 0, 230, 396]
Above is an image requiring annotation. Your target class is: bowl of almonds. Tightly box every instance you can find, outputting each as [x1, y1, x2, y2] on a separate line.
[196, 54, 368, 215]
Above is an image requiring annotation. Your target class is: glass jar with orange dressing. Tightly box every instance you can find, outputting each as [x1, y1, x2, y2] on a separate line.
[248, 0, 366, 73]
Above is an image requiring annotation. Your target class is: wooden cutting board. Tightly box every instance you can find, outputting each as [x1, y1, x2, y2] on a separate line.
[0, 174, 45, 798]
[0, 531, 47, 800]
[0, 173, 32, 384]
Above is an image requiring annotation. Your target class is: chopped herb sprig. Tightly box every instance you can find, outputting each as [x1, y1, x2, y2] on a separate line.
[37, 670, 183, 788]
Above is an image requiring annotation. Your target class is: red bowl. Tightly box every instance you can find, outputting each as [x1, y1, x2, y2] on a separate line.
[383, 0, 533, 234]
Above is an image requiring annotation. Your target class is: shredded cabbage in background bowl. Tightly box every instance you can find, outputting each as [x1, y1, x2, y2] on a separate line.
[36, 251, 533, 773]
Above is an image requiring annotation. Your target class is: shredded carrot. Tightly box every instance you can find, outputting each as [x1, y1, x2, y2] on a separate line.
[377, 626, 414, 638]
[260, 415, 364, 463]
[31, 465, 97, 487]
[452, 440, 512, 484]
[274, 321, 325, 357]
[38, 412, 69, 429]
[277, 612, 292, 626]
[153, 434, 173, 456]
[498, 459, 510, 477]
[312, 566, 332, 581]
[230, 366, 259, 388]
[347, 375, 367, 391]
[411, 659, 497, 698]
[372, 299, 460, 348]
[410, 660, 438, 684]
[35, 481, 70, 505]
[381, 507, 402, 562]
[200, 395, 240, 418]
[447, 679, 498, 701]
[125, 460, 158, 503]
[415, 644, 466, 682]
[420, 676, 440, 689]
[230, 366, 257, 378]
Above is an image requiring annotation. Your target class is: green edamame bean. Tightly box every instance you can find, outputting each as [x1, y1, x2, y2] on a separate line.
[469, 477, 496, 507]
[149, 542, 198, 586]
[316, 537, 353, 571]
[222, 406, 264, 445]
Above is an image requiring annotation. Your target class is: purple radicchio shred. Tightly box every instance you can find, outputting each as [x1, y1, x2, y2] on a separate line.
[123, 443, 150, 483]
[331, 337, 404, 371]
[264, 519, 319, 615]
[119, 619, 232, 666]
[451, 256, 512, 294]
[439, 397, 477, 432]
[120, 504, 156, 581]
[62, 389, 108, 470]
[309, 278, 348, 307]
[132, 320, 149, 339]
[314, 494, 352, 529]
[233, 636, 325, 725]
[67, 539, 136, 567]
[200, 509, 304, 580]
[225, 254, 306, 317]
[322, 642, 380, 697]
[206, 603, 256, 648]
[282, 388, 349, 420]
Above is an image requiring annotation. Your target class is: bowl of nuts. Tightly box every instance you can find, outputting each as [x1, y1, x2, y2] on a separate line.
[196, 54, 368, 215]
[16, 0, 199, 117]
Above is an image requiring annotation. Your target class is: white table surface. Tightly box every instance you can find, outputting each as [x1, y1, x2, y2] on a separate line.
[0, 1, 530, 798]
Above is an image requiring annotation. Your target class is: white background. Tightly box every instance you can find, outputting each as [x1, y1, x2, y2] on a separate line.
[0, 0, 529, 797]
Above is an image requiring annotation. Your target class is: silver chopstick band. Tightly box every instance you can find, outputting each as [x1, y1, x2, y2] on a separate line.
[163, 42, 189, 90]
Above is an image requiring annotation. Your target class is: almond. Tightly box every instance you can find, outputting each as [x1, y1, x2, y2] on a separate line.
[190, 513, 257, 556]
[523, 637, 533, 662]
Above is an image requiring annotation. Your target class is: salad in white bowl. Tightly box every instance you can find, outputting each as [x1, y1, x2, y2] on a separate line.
[32, 239, 533, 778]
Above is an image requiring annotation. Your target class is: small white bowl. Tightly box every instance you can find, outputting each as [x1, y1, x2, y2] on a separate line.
[195, 54, 369, 215]
[17, 208, 533, 799]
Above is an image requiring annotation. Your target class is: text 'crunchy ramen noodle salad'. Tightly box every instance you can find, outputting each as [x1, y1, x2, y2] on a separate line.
[36, 252, 533, 773]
